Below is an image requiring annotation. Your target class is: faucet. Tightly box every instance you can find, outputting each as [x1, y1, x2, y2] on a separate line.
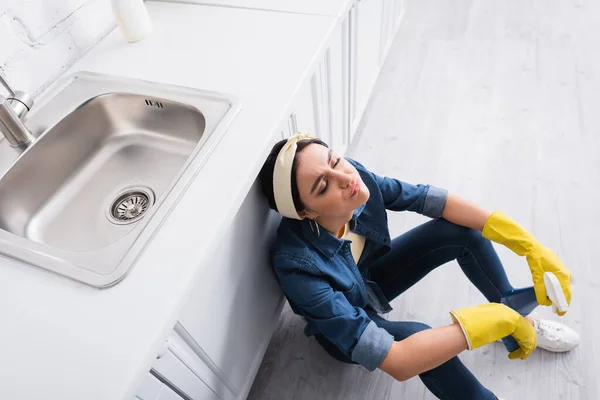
[0, 72, 35, 149]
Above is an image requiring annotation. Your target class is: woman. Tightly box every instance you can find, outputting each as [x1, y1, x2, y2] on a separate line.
[258, 133, 579, 399]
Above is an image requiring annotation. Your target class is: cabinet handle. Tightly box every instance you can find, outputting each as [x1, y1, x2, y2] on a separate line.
[156, 338, 170, 359]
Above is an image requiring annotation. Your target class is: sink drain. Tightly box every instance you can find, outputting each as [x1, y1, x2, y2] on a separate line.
[107, 187, 155, 225]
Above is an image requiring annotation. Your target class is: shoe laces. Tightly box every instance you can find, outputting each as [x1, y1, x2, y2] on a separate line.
[536, 319, 564, 341]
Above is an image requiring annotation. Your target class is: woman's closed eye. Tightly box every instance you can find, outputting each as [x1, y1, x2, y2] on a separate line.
[319, 157, 342, 195]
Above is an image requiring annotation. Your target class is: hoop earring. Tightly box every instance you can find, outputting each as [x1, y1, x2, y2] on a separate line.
[309, 219, 320, 237]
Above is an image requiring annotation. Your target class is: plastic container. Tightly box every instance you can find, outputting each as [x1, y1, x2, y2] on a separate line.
[111, 0, 153, 43]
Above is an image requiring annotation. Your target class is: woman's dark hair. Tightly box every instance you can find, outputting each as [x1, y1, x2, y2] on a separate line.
[259, 137, 328, 213]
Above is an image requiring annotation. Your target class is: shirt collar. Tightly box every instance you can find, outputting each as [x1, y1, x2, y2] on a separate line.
[300, 219, 345, 258]
[300, 203, 380, 259]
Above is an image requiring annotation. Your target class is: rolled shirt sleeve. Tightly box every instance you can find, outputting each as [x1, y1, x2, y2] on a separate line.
[422, 185, 449, 218]
[351, 320, 395, 371]
[273, 252, 394, 371]
[372, 174, 448, 218]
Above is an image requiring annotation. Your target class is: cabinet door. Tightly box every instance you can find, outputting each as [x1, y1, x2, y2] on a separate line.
[151, 332, 223, 400]
[286, 62, 340, 146]
[326, 14, 351, 155]
[394, 0, 406, 27]
[136, 373, 185, 400]
[289, 78, 318, 138]
[352, 0, 384, 130]
[380, 0, 391, 58]
[177, 180, 283, 395]
[310, 61, 332, 145]
[280, 114, 293, 139]
[289, 67, 337, 145]
[381, 0, 405, 60]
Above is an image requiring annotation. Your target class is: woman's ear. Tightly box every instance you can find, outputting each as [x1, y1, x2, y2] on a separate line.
[298, 209, 318, 220]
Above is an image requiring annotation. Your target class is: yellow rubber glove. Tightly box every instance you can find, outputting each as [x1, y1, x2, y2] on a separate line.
[451, 303, 536, 360]
[482, 210, 572, 315]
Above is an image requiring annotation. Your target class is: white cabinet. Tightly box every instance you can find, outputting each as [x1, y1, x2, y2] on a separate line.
[348, 0, 405, 138]
[282, 71, 324, 143]
[381, 0, 406, 62]
[284, 13, 352, 155]
[288, 77, 318, 139]
[280, 112, 293, 140]
[136, 373, 185, 400]
[393, 0, 406, 27]
[381, 0, 395, 58]
[310, 60, 332, 145]
[175, 180, 283, 399]
[352, 0, 384, 132]
[285, 59, 339, 149]
[151, 332, 222, 400]
[323, 13, 352, 154]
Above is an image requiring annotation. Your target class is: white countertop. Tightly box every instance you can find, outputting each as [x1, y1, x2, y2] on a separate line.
[0, 2, 346, 399]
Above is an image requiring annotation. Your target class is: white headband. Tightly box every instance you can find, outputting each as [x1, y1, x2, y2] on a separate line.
[273, 133, 315, 219]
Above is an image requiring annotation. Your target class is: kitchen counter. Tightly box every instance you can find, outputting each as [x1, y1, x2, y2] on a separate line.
[0, 2, 349, 399]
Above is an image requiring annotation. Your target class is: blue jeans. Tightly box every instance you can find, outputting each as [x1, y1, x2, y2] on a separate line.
[315, 218, 524, 400]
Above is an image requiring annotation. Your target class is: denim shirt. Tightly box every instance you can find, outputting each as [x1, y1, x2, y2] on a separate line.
[270, 158, 448, 372]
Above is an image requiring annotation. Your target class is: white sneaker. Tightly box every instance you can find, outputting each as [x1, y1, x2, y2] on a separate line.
[530, 313, 580, 352]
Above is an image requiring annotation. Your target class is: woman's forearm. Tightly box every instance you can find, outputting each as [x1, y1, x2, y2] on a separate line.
[378, 323, 468, 381]
[441, 193, 491, 231]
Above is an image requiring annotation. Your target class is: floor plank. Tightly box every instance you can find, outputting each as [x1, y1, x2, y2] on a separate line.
[248, 0, 597, 398]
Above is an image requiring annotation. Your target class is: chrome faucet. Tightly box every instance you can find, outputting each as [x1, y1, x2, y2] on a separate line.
[0, 72, 35, 149]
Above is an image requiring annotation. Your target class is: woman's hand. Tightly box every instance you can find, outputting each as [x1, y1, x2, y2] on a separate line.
[440, 195, 572, 314]
[451, 302, 537, 360]
[378, 302, 536, 382]
[482, 211, 572, 314]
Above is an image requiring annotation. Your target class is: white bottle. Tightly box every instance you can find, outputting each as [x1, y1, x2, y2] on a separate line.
[111, 0, 153, 43]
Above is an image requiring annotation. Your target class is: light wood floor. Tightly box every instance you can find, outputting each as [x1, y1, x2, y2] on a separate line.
[248, 0, 598, 398]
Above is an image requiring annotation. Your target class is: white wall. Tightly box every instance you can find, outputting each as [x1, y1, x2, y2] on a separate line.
[0, 0, 115, 96]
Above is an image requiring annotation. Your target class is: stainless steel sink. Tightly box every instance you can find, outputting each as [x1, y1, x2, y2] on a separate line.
[0, 72, 240, 288]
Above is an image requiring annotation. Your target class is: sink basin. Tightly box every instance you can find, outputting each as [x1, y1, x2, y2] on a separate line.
[0, 72, 240, 287]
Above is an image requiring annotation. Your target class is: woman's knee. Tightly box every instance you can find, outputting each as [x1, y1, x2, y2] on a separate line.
[438, 218, 485, 246]
[405, 321, 432, 334]
[462, 226, 486, 247]
[377, 320, 432, 341]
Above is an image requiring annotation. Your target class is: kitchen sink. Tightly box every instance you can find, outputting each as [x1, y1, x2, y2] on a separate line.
[0, 72, 240, 288]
